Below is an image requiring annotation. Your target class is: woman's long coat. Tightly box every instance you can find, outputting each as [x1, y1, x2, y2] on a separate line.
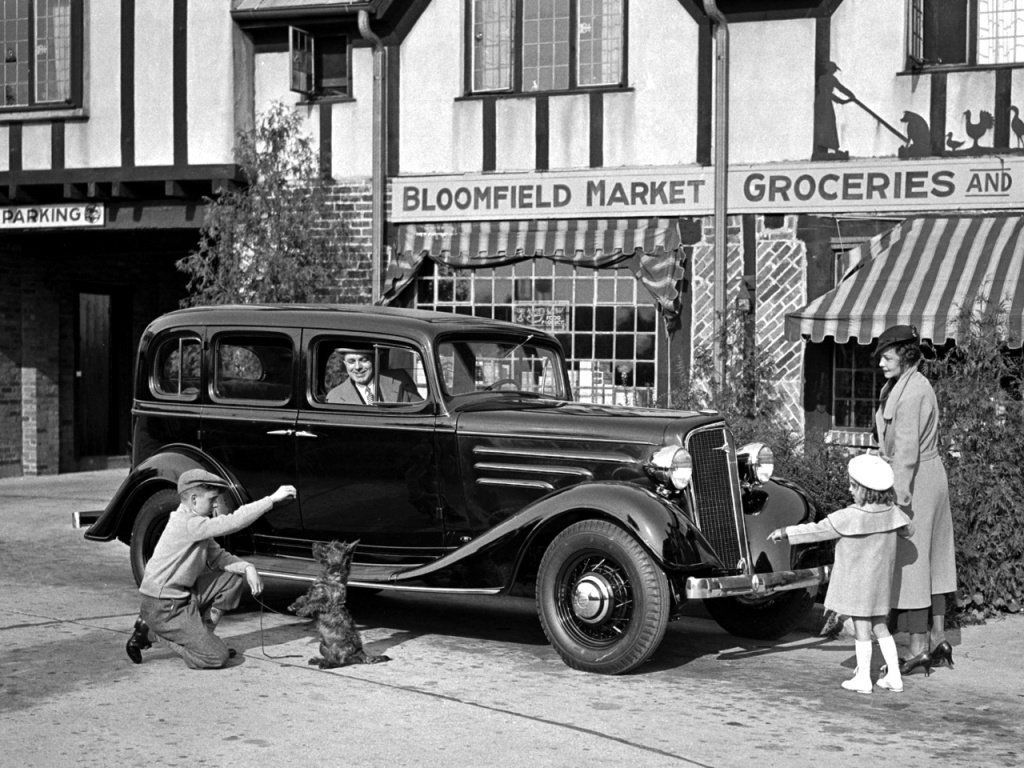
[874, 366, 958, 610]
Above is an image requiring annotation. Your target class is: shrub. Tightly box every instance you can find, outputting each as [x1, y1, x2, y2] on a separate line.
[930, 302, 1024, 622]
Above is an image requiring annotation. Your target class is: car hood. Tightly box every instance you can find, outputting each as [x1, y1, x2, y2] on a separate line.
[452, 398, 724, 447]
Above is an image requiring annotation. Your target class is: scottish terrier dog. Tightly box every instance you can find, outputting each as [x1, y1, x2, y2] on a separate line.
[288, 540, 390, 669]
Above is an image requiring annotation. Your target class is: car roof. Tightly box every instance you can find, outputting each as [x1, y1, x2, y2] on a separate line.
[144, 304, 557, 346]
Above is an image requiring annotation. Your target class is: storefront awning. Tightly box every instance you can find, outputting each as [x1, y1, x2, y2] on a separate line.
[383, 218, 686, 326]
[785, 215, 1024, 347]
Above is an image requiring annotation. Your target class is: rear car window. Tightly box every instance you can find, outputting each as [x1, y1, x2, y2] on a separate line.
[151, 335, 201, 400]
[212, 334, 294, 403]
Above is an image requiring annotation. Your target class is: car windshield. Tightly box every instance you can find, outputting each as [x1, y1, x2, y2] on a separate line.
[437, 338, 568, 399]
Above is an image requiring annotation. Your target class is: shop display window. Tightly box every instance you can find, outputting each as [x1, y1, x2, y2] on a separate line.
[415, 259, 657, 405]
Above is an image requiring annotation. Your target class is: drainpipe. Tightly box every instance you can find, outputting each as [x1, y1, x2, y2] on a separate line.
[358, 10, 385, 304]
[703, 0, 729, 389]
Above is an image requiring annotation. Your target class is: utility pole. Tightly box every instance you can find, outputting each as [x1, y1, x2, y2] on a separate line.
[703, 0, 729, 390]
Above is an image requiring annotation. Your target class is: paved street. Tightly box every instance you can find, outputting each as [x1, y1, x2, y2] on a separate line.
[1, 470, 1022, 768]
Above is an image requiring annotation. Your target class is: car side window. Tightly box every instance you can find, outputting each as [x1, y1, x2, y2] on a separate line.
[314, 338, 426, 406]
[212, 334, 294, 403]
[151, 335, 201, 400]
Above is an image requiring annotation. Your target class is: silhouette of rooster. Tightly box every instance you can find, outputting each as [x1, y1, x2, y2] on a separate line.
[963, 110, 994, 149]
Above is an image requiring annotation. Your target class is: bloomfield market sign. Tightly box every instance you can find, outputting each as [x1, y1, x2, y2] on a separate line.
[392, 156, 1023, 222]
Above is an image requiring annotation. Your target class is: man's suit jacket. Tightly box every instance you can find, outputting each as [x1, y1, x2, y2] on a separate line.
[325, 370, 420, 404]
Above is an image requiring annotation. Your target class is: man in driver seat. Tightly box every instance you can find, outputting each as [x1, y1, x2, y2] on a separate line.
[326, 347, 420, 405]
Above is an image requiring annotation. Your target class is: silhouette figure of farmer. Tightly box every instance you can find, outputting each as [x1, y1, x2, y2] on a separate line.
[814, 61, 854, 159]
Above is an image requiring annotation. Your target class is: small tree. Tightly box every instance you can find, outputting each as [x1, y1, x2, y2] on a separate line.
[177, 101, 356, 305]
[673, 307, 852, 521]
[675, 306, 784, 422]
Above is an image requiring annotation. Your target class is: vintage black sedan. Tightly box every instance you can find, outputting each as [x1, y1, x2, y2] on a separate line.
[86, 305, 831, 674]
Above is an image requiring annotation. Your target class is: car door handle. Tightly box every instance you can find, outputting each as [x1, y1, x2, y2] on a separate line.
[295, 430, 319, 438]
[266, 429, 294, 436]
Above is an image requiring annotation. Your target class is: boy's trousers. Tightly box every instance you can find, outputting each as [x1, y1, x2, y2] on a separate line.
[139, 569, 245, 669]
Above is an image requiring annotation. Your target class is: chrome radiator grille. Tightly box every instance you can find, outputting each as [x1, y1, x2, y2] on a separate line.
[687, 426, 743, 568]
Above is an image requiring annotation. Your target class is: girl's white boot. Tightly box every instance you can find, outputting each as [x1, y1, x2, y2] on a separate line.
[841, 640, 874, 693]
[875, 635, 904, 692]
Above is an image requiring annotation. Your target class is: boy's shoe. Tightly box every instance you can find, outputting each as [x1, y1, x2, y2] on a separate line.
[125, 618, 152, 664]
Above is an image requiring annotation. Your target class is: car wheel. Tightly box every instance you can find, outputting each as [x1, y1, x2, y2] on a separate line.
[129, 488, 179, 586]
[703, 588, 814, 640]
[536, 519, 670, 674]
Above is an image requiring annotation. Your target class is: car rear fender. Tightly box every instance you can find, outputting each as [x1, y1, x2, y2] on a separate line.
[83, 446, 245, 544]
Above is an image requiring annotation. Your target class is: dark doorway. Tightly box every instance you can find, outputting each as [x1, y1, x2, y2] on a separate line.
[76, 291, 127, 461]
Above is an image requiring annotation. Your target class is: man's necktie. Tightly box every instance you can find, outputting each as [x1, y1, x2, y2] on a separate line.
[364, 387, 375, 404]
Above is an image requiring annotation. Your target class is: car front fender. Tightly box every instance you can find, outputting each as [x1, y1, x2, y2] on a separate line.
[386, 481, 725, 593]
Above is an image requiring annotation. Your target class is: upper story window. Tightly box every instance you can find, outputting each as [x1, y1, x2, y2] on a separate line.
[470, 0, 625, 94]
[1, 0, 81, 110]
[908, 0, 1024, 67]
[289, 25, 350, 100]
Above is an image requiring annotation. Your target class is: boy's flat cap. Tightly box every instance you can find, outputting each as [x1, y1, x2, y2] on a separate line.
[177, 469, 230, 495]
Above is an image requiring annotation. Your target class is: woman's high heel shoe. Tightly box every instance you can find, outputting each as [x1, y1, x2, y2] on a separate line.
[930, 640, 954, 668]
[899, 651, 932, 676]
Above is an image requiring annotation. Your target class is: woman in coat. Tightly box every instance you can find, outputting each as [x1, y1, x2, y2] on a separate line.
[874, 325, 958, 676]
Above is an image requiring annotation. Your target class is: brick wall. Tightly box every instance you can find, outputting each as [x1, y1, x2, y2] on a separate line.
[322, 180, 375, 303]
[0, 249, 22, 477]
[20, 268, 60, 475]
[690, 214, 807, 437]
[755, 215, 806, 435]
[690, 214, 745, 364]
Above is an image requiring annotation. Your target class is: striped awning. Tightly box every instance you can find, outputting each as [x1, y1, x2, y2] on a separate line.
[785, 215, 1024, 347]
[383, 218, 686, 326]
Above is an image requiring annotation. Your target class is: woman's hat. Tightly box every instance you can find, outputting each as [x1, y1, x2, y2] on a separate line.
[875, 324, 919, 356]
[848, 454, 895, 491]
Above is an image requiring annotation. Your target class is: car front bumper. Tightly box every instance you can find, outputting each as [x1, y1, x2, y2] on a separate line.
[685, 565, 832, 600]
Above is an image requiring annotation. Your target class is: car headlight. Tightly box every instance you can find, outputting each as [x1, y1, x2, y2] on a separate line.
[648, 445, 693, 490]
[738, 442, 774, 483]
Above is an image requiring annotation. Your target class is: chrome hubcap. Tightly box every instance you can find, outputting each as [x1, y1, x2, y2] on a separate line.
[571, 574, 614, 624]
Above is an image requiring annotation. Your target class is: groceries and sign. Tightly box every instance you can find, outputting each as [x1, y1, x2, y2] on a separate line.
[392, 156, 1024, 221]
[0, 203, 105, 229]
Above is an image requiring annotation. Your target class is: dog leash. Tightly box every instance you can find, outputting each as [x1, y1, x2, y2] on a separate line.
[251, 596, 302, 659]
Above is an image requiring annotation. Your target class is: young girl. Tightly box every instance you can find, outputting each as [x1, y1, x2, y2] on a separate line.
[768, 454, 913, 693]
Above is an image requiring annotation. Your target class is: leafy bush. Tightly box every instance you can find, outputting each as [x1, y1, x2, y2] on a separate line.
[930, 302, 1024, 622]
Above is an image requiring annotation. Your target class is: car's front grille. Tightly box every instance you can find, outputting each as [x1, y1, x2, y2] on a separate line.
[687, 426, 743, 569]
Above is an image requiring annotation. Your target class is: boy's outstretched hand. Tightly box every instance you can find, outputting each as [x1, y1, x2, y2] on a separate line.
[270, 485, 297, 504]
[766, 528, 788, 542]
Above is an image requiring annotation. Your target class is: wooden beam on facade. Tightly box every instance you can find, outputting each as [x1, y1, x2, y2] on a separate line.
[164, 180, 187, 198]
[63, 182, 88, 200]
[111, 181, 138, 199]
